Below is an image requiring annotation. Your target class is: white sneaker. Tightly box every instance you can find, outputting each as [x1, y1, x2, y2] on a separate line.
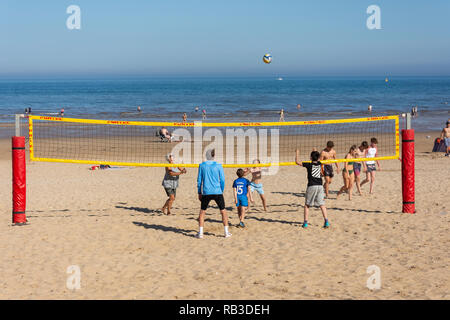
[224, 232, 232, 238]
[196, 233, 203, 239]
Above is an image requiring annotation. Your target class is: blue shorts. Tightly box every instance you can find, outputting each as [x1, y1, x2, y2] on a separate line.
[445, 137, 450, 147]
[250, 182, 264, 195]
[236, 196, 248, 207]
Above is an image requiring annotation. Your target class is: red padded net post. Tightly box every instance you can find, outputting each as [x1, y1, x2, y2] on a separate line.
[401, 129, 415, 213]
[12, 136, 27, 224]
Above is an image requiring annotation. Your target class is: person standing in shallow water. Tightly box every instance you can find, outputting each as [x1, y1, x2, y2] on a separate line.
[161, 153, 186, 215]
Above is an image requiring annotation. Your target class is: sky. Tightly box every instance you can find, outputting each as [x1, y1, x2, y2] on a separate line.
[1, 0, 450, 78]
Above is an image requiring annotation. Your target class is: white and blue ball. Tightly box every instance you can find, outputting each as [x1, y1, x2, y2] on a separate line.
[263, 53, 272, 64]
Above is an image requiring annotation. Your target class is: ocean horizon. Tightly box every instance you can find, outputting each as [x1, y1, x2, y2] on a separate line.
[0, 76, 449, 132]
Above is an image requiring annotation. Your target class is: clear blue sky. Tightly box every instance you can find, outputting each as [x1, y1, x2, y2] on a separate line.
[1, 0, 449, 77]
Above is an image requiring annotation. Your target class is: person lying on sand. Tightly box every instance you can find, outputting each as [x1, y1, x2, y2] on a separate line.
[160, 127, 173, 142]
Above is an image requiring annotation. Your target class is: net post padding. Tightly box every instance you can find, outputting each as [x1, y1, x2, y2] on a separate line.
[12, 136, 27, 224]
[401, 129, 415, 214]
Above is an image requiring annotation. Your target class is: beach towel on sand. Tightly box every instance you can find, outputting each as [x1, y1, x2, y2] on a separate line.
[432, 138, 446, 152]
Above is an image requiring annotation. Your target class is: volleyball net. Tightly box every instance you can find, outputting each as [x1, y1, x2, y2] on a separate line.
[28, 115, 399, 167]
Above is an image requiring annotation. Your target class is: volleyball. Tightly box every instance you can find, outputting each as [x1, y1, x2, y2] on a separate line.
[263, 53, 272, 64]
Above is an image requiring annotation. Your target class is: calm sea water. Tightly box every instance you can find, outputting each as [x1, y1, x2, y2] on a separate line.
[0, 77, 449, 131]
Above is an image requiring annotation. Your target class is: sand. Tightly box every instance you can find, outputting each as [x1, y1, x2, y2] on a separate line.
[0, 131, 448, 299]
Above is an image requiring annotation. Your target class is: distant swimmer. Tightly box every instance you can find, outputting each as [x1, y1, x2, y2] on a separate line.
[60, 108, 65, 116]
[195, 106, 199, 112]
[202, 109, 207, 120]
[368, 105, 373, 112]
[182, 112, 187, 123]
[137, 106, 141, 112]
[297, 104, 301, 111]
[279, 108, 285, 121]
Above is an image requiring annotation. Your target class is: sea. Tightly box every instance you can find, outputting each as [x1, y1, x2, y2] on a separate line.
[0, 76, 449, 135]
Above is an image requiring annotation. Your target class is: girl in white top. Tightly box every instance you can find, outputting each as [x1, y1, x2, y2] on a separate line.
[360, 137, 381, 194]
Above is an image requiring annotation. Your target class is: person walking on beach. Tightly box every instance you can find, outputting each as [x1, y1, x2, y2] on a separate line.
[295, 149, 330, 229]
[161, 153, 186, 215]
[137, 106, 141, 112]
[360, 137, 381, 194]
[196, 149, 231, 239]
[202, 109, 207, 120]
[441, 120, 450, 156]
[243, 159, 267, 211]
[182, 112, 187, 123]
[337, 145, 357, 200]
[279, 108, 285, 121]
[232, 169, 253, 228]
[60, 108, 65, 117]
[354, 141, 369, 195]
[320, 141, 340, 198]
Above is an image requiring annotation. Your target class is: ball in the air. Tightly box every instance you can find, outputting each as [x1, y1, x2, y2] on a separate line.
[263, 53, 272, 64]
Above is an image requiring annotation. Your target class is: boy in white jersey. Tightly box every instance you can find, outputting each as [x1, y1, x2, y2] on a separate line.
[360, 137, 381, 194]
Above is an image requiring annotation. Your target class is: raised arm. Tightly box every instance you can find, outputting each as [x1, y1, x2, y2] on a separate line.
[295, 149, 303, 166]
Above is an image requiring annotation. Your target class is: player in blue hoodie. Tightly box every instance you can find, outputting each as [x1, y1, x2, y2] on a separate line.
[196, 149, 231, 239]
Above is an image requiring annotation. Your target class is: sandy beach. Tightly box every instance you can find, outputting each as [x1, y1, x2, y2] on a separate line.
[0, 131, 448, 299]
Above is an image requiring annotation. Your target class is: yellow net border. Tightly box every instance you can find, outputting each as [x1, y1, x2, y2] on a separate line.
[28, 115, 400, 168]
